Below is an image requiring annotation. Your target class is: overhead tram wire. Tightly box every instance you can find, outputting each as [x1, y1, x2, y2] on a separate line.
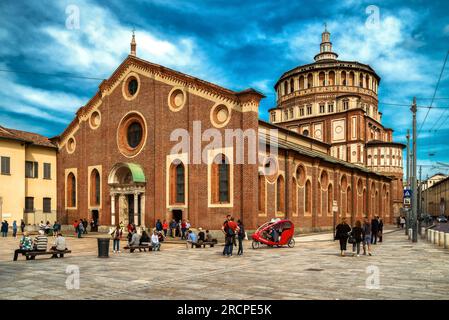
[418, 50, 449, 135]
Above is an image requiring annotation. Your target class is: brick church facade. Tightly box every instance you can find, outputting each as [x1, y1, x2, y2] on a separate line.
[54, 30, 403, 231]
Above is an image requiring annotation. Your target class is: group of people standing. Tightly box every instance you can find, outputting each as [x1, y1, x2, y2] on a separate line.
[335, 216, 384, 257]
[221, 215, 245, 257]
[1, 220, 26, 238]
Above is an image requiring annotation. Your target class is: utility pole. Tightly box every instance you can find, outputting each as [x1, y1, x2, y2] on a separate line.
[418, 165, 422, 232]
[405, 130, 410, 235]
[411, 97, 418, 242]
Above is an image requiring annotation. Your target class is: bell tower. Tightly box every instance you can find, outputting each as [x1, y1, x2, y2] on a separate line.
[130, 29, 136, 56]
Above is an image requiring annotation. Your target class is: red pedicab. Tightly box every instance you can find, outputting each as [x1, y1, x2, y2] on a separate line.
[251, 218, 295, 249]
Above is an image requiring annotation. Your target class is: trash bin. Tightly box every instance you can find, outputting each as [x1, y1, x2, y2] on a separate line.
[97, 238, 110, 258]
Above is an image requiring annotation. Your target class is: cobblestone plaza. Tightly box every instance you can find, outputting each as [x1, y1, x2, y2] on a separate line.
[0, 229, 448, 300]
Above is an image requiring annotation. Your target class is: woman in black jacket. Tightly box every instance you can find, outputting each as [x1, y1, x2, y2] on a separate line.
[335, 218, 351, 256]
[350, 220, 363, 256]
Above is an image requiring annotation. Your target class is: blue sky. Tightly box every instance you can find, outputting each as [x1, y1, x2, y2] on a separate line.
[0, 0, 448, 178]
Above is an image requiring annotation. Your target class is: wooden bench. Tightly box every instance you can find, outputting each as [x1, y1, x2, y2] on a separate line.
[14, 250, 71, 261]
[187, 240, 217, 248]
[123, 245, 152, 252]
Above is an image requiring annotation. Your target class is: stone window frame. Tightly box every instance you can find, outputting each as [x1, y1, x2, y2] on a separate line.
[207, 147, 233, 208]
[166, 153, 189, 209]
[121, 72, 141, 101]
[88, 166, 102, 209]
[116, 111, 148, 158]
[65, 168, 78, 210]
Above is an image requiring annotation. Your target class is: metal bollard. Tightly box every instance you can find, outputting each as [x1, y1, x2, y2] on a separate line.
[421, 227, 426, 239]
[408, 228, 413, 240]
[427, 229, 431, 241]
[430, 230, 435, 243]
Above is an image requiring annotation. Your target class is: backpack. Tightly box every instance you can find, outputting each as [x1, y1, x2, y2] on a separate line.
[224, 222, 234, 236]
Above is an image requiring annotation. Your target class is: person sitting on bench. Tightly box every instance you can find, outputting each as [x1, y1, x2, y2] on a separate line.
[186, 230, 198, 247]
[205, 230, 217, 243]
[13, 232, 33, 261]
[51, 232, 67, 258]
[33, 230, 48, 252]
[198, 228, 205, 243]
[139, 230, 151, 246]
[128, 230, 141, 252]
[151, 230, 161, 251]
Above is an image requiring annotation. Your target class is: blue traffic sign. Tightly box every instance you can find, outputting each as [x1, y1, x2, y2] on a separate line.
[403, 189, 412, 198]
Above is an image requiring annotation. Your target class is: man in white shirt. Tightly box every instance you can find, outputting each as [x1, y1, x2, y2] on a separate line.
[151, 230, 161, 251]
[51, 233, 67, 258]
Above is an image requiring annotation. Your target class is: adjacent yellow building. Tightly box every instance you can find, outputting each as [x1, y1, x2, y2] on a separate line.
[0, 126, 57, 226]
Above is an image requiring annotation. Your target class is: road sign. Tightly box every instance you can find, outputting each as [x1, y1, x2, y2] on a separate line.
[404, 198, 411, 206]
[403, 189, 412, 198]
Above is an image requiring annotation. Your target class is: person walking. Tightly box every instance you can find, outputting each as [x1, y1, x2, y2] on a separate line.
[371, 216, 379, 244]
[82, 219, 88, 234]
[335, 218, 351, 256]
[362, 217, 372, 256]
[400, 216, 405, 229]
[378, 218, 384, 243]
[162, 220, 168, 237]
[237, 219, 245, 256]
[73, 220, 79, 236]
[156, 219, 163, 233]
[350, 220, 364, 257]
[111, 225, 122, 253]
[181, 219, 187, 240]
[12, 220, 18, 238]
[77, 220, 84, 238]
[170, 219, 177, 238]
[1, 220, 9, 237]
[151, 230, 161, 251]
[20, 219, 25, 234]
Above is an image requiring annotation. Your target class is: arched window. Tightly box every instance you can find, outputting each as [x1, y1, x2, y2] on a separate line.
[341, 72, 347, 86]
[329, 71, 335, 86]
[349, 71, 355, 86]
[67, 172, 76, 207]
[291, 177, 297, 215]
[359, 74, 364, 87]
[170, 161, 185, 205]
[305, 180, 312, 213]
[290, 78, 294, 93]
[284, 81, 288, 95]
[299, 76, 304, 90]
[90, 169, 100, 206]
[307, 74, 313, 88]
[328, 184, 333, 215]
[258, 174, 265, 212]
[212, 154, 230, 203]
[319, 72, 325, 86]
[276, 175, 285, 213]
[347, 186, 352, 216]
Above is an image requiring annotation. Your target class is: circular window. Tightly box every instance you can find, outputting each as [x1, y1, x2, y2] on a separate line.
[66, 137, 76, 154]
[117, 112, 147, 158]
[127, 122, 143, 148]
[302, 129, 309, 137]
[89, 111, 101, 129]
[122, 73, 141, 101]
[168, 88, 186, 112]
[211, 104, 231, 128]
[262, 156, 278, 183]
[128, 78, 138, 96]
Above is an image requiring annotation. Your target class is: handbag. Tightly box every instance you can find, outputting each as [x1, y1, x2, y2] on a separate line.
[348, 235, 356, 244]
